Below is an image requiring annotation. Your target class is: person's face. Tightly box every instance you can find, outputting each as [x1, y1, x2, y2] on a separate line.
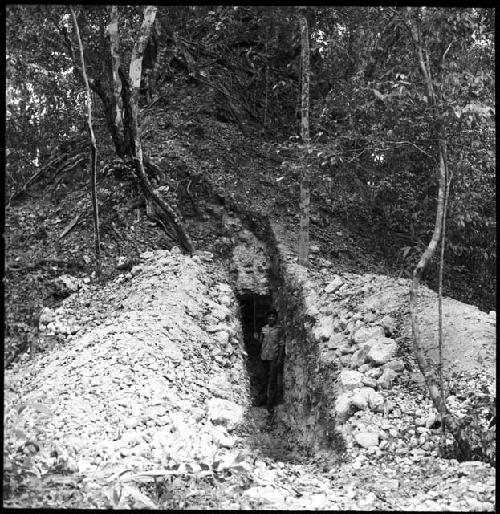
[267, 313, 277, 326]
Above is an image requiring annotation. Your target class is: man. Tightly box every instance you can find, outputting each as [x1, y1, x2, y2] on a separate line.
[256, 308, 284, 413]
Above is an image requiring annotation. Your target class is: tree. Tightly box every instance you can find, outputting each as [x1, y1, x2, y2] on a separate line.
[404, 4, 450, 425]
[120, 5, 195, 254]
[71, 5, 194, 253]
[70, 7, 102, 279]
[297, 7, 311, 266]
[402, 6, 493, 458]
[107, 5, 126, 156]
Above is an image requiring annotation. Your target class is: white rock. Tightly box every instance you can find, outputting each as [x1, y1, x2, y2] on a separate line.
[425, 414, 441, 429]
[243, 485, 285, 505]
[351, 388, 372, 410]
[350, 348, 368, 368]
[367, 390, 385, 411]
[212, 308, 230, 321]
[217, 283, 232, 293]
[207, 398, 243, 431]
[39, 307, 55, 325]
[215, 331, 230, 345]
[325, 276, 343, 294]
[377, 368, 398, 389]
[313, 316, 334, 342]
[219, 433, 236, 449]
[353, 326, 384, 345]
[339, 370, 363, 390]
[354, 431, 380, 448]
[327, 333, 344, 349]
[46, 322, 56, 335]
[380, 315, 396, 335]
[367, 338, 397, 365]
[152, 448, 163, 462]
[366, 367, 383, 379]
[362, 376, 377, 388]
[335, 393, 353, 422]
[169, 411, 186, 432]
[219, 295, 232, 306]
[119, 447, 131, 457]
[383, 359, 405, 372]
[208, 374, 233, 400]
[362, 491, 377, 505]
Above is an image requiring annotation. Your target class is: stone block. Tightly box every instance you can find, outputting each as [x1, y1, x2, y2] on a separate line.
[313, 316, 334, 342]
[335, 392, 353, 422]
[327, 333, 345, 350]
[382, 359, 405, 372]
[366, 367, 383, 379]
[339, 369, 363, 390]
[351, 387, 376, 410]
[377, 368, 398, 389]
[362, 376, 377, 388]
[353, 326, 385, 345]
[350, 348, 368, 368]
[207, 398, 243, 431]
[325, 276, 343, 294]
[380, 315, 396, 336]
[367, 389, 385, 411]
[39, 307, 55, 326]
[367, 338, 397, 365]
[208, 374, 233, 400]
[354, 431, 380, 449]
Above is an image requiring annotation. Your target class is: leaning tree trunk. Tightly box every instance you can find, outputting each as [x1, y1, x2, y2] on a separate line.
[71, 7, 101, 279]
[128, 6, 194, 254]
[297, 7, 311, 266]
[405, 8, 467, 447]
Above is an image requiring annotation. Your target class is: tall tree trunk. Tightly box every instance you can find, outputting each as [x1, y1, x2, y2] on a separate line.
[404, 7, 465, 443]
[58, 14, 127, 158]
[71, 7, 101, 279]
[298, 7, 311, 266]
[107, 5, 127, 157]
[128, 6, 194, 254]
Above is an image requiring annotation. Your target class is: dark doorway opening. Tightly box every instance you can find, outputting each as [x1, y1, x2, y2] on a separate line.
[238, 293, 284, 407]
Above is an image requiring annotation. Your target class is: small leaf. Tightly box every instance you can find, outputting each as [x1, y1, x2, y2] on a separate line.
[372, 89, 385, 101]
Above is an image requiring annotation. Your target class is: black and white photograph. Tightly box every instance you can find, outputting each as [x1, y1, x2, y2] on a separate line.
[4, 5, 495, 509]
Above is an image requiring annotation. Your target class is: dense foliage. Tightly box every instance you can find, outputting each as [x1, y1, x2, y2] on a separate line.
[5, 5, 495, 309]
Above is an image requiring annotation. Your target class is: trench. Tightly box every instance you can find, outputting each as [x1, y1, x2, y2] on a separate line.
[237, 293, 285, 408]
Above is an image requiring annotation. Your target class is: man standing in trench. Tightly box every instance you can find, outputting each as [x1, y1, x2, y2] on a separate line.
[256, 308, 284, 414]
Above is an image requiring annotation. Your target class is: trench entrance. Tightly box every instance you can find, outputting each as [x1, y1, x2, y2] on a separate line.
[238, 293, 284, 407]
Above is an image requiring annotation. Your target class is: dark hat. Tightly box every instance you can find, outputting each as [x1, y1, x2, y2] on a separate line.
[267, 308, 277, 316]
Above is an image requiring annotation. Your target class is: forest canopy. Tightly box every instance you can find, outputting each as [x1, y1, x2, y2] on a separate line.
[5, 5, 495, 308]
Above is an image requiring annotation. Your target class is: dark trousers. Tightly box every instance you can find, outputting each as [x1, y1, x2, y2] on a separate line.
[258, 359, 279, 410]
